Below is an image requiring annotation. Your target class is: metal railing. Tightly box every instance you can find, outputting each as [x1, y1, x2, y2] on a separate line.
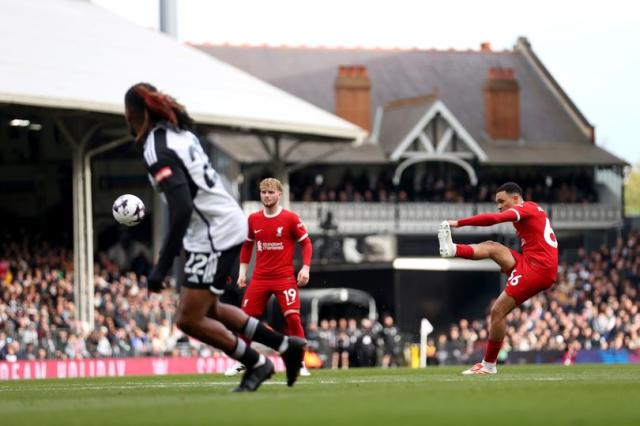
[242, 202, 622, 235]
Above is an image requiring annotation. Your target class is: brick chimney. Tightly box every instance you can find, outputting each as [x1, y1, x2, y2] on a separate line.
[483, 67, 520, 140]
[335, 65, 371, 131]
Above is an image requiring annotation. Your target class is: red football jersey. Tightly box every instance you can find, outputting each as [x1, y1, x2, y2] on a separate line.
[508, 201, 558, 272]
[246, 207, 309, 280]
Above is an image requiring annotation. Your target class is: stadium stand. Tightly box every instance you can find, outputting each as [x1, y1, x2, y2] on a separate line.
[1, 230, 638, 365]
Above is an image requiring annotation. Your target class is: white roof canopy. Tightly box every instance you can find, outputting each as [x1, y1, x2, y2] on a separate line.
[0, 0, 366, 142]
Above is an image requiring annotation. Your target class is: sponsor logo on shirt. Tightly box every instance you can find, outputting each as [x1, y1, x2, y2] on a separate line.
[256, 240, 284, 251]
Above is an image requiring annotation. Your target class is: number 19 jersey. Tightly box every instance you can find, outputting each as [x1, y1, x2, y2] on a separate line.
[247, 207, 309, 281]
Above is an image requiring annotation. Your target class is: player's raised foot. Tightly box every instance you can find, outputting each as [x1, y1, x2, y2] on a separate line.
[281, 337, 307, 386]
[461, 362, 497, 375]
[300, 362, 311, 377]
[438, 221, 456, 258]
[232, 358, 274, 392]
[224, 362, 245, 377]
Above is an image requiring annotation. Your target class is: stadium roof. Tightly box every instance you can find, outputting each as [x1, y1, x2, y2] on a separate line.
[197, 41, 626, 166]
[0, 0, 365, 142]
[211, 134, 388, 164]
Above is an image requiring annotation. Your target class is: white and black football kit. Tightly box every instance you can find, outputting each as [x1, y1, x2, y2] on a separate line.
[142, 122, 247, 294]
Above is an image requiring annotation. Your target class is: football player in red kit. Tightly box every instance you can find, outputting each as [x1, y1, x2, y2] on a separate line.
[225, 178, 313, 376]
[438, 182, 558, 375]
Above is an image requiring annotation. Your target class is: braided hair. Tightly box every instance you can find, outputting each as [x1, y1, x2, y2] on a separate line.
[124, 83, 194, 142]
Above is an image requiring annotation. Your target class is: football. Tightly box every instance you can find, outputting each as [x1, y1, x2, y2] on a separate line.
[112, 194, 145, 227]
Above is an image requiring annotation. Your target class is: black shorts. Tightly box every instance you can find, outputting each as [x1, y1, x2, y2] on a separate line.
[182, 244, 241, 295]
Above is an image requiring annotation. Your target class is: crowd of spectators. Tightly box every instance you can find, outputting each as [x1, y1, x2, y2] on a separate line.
[0, 232, 404, 364]
[429, 230, 640, 365]
[290, 171, 597, 204]
[0, 234, 208, 362]
[2, 229, 638, 366]
[305, 315, 403, 369]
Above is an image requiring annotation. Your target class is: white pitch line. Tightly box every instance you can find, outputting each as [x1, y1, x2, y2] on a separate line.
[0, 375, 577, 392]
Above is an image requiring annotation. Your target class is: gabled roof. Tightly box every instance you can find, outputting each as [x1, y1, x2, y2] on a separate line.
[0, 0, 365, 142]
[380, 97, 488, 162]
[197, 42, 626, 166]
[377, 95, 437, 154]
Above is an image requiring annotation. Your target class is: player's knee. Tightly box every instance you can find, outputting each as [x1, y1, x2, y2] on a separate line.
[490, 303, 507, 321]
[483, 240, 499, 251]
[176, 312, 196, 335]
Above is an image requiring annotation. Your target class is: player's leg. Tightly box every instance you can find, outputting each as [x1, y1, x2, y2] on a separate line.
[275, 284, 311, 376]
[438, 222, 516, 272]
[219, 282, 269, 376]
[207, 247, 306, 387]
[462, 291, 517, 375]
[175, 287, 273, 391]
[213, 301, 306, 386]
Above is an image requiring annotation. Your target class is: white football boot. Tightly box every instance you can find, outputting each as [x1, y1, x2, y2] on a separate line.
[461, 362, 497, 375]
[224, 362, 246, 377]
[438, 221, 456, 258]
[300, 362, 311, 377]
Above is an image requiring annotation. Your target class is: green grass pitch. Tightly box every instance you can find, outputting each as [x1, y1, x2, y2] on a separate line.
[1, 365, 639, 426]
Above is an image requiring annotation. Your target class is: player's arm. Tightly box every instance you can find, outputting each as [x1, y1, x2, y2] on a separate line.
[297, 236, 312, 287]
[146, 146, 192, 292]
[148, 183, 193, 292]
[237, 218, 255, 288]
[292, 214, 312, 287]
[449, 209, 519, 228]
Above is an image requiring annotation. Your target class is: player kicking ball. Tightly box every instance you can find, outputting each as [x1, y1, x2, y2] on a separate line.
[225, 178, 313, 377]
[438, 182, 558, 375]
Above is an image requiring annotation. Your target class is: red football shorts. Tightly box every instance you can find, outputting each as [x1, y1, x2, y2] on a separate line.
[505, 250, 556, 305]
[241, 277, 300, 317]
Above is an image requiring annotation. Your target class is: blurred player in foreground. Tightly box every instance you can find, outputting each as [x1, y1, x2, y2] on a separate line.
[439, 182, 558, 375]
[124, 83, 305, 391]
[226, 178, 313, 376]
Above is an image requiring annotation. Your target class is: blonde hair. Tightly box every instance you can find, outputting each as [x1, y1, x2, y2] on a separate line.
[259, 177, 283, 192]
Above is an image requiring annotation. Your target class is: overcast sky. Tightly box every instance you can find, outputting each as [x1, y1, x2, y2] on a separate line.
[94, 0, 640, 164]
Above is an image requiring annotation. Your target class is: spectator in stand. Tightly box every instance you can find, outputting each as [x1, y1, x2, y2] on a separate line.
[291, 171, 599, 204]
[380, 315, 402, 368]
[331, 318, 351, 369]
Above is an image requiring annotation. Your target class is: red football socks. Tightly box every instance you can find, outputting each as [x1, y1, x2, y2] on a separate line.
[455, 244, 475, 259]
[483, 339, 503, 364]
[284, 313, 305, 339]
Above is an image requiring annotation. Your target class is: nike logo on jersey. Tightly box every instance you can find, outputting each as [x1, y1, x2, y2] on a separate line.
[254, 229, 262, 234]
